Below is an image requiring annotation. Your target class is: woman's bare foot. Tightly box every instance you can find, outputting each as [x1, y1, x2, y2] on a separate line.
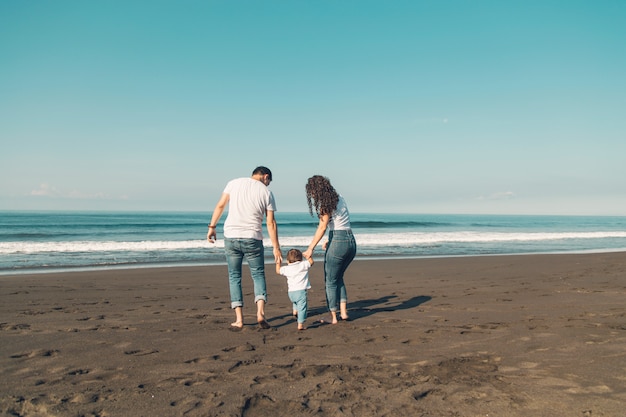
[340, 302, 349, 321]
[230, 321, 243, 330]
[319, 315, 338, 324]
[297, 324, 307, 331]
[330, 311, 338, 324]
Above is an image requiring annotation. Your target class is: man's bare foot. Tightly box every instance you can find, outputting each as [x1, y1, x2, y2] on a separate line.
[257, 319, 271, 329]
[230, 321, 243, 331]
[297, 325, 307, 331]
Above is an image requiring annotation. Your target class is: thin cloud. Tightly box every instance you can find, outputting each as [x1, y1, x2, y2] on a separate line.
[30, 183, 60, 197]
[476, 191, 516, 201]
[29, 183, 127, 201]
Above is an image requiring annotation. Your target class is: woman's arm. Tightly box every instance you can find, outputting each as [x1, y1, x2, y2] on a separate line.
[303, 213, 330, 259]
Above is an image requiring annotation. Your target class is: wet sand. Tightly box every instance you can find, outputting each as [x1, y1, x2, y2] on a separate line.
[1, 252, 625, 416]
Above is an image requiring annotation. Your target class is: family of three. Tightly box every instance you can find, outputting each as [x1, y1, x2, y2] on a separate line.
[206, 166, 357, 331]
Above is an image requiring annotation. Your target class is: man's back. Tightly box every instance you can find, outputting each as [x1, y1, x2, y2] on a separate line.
[223, 177, 276, 240]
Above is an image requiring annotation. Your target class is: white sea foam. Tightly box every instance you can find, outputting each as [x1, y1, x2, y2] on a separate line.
[3, 231, 626, 254]
[352, 231, 626, 245]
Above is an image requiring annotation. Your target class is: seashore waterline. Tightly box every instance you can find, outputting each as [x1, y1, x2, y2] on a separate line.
[1, 211, 626, 275]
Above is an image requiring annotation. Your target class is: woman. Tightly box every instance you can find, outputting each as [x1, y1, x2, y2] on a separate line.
[303, 175, 357, 324]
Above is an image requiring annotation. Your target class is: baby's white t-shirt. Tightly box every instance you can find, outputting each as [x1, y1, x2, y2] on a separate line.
[279, 261, 312, 292]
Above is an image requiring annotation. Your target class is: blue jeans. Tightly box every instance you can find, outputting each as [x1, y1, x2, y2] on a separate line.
[288, 290, 308, 323]
[324, 230, 356, 312]
[224, 238, 266, 309]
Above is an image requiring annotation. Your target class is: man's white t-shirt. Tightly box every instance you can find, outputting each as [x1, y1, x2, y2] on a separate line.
[223, 177, 276, 240]
[279, 261, 312, 292]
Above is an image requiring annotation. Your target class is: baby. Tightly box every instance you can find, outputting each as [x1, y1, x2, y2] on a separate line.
[276, 248, 314, 330]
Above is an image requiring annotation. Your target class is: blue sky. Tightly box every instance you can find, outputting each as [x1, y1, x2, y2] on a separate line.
[1, 1, 625, 215]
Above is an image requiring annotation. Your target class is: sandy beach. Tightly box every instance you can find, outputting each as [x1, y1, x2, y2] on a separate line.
[1, 252, 625, 416]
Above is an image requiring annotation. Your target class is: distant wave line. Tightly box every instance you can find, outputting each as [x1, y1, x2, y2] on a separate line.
[2, 231, 626, 254]
[350, 220, 450, 228]
[0, 222, 207, 229]
[0, 230, 192, 240]
[0, 220, 451, 231]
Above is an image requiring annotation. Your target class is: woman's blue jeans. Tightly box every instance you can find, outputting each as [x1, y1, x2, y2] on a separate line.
[324, 230, 356, 312]
[224, 238, 266, 309]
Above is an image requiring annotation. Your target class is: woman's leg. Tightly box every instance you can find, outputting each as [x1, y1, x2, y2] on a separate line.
[324, 231, 356, 323]
[326, 231, 356, 321]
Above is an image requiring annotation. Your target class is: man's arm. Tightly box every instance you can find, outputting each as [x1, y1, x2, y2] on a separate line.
[265, 209, 282, 263]
[207, 193, 229, 243]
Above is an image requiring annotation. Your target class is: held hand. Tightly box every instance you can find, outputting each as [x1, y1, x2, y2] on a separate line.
[303, 248, 313, 259]
[273, 247, 283, 264]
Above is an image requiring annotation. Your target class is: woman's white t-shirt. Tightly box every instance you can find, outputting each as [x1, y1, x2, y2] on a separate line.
[329, 195, 351, 231]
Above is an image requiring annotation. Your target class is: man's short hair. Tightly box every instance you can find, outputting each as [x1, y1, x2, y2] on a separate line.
[253, 166, 272, 181]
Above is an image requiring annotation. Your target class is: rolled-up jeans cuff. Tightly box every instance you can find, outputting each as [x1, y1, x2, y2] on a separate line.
[254, 295, 267, 303]
[231, 302, 243, 309]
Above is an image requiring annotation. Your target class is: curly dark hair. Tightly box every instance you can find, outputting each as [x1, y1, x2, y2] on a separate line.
[306, 175, 339, 218]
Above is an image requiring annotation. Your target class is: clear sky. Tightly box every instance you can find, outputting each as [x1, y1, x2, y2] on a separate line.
[1, 1, 625, 215]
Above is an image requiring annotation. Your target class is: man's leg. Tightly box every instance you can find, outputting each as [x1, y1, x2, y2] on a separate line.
[224, 239, 244, 328]
[242, 239, 270, 328]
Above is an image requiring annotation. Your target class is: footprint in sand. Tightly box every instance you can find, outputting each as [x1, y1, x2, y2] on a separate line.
[184, 355, 221, 364]
[10, 349, 59, 359]
[124, 349, 159, 356]
[0, 323, 32, 333]
[222, 342, 255, 353]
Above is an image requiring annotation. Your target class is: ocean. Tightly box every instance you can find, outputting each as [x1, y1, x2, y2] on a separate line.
[1, 211, 626, 275]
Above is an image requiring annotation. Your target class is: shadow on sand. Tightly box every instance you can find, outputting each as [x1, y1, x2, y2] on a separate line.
[348, 294, 432, 321]
[270, 294, 432, 329]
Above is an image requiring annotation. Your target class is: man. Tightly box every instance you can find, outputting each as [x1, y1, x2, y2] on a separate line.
[207, 166, 282, 330]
